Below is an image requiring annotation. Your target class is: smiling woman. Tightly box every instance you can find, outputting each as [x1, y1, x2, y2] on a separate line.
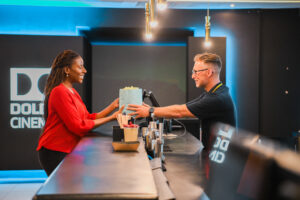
[36, 50, 124, 176]
[64, 56, 86, 86]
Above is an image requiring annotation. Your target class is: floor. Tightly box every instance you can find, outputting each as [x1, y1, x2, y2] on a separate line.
[0, 183, 42, 200]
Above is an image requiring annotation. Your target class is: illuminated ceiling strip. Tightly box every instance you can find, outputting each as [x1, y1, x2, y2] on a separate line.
[171, 0, 300, 2]
[0, 0, 299, 8]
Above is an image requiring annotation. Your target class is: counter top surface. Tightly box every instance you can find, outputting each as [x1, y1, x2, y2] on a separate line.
[34, 128, 208, 200]
[34, 136, 158, 200]
[163, 130, 208, 200]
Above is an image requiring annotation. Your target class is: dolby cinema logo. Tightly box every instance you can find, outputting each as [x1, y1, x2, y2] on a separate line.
[10, 68, 50, 129]
[209, 127, 233, 164]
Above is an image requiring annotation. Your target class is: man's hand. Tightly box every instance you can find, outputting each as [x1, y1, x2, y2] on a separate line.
[127, 104, 150, 118]
[142, 102, 151, 108]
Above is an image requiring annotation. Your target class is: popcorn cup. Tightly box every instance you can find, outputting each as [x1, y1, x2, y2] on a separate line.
[124, 127, 139, 142]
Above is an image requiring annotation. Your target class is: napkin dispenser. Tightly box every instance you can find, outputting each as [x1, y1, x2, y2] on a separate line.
[112, 126, 124, 142]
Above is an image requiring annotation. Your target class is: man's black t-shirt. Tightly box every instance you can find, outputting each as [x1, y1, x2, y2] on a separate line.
[186, 82, 236, 148]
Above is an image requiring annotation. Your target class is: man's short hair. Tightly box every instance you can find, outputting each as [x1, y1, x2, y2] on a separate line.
[194, 53, 222, 73]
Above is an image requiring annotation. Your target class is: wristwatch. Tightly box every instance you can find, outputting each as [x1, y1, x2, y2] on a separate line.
[149, 107, 155, 118]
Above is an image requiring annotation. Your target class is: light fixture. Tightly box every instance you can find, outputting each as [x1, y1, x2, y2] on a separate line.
[230, 3, 235, 8]
[204, 40, 212, 47]
[145, 2, 153, 41]
[150, 0, 158, 28]
[204, 5, 211, 48]
[157, 0, 167, 11]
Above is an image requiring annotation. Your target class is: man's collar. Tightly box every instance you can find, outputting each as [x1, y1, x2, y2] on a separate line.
[208, 82, 223, 93]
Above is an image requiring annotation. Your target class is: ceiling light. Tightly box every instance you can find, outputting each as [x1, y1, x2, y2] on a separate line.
[204, 13, 211, 47]
[157, 0, 167, 11]
[145, 2, 153, 41]
[145, 33, 153, 40]
[150, 20, 158, 28]
[230, 4, 235, 8]
[150, 0, 158, 28]
[204, 40, 212, 48]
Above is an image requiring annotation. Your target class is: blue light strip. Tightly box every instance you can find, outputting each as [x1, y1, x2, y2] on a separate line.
[0, 31, 77, 36]
[0, 0, 139, 8]
[1, 0, 293, 9]
[0, 6, 94, 36]
[0, 178, 46, 184]
[0, 170, 47, 184]
[0, 0, 89, 7]
[91, 41, 187, 46]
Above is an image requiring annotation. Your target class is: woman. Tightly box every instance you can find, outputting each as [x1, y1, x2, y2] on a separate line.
[37, 50, 123, 176]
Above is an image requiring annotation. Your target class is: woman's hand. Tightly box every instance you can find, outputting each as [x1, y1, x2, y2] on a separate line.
[110, 98, 119, 110]
[111, 105, 125, 119]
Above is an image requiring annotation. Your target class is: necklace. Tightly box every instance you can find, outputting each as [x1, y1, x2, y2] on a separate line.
[62, 83, 74, 94]
[68, 88, 74, 94]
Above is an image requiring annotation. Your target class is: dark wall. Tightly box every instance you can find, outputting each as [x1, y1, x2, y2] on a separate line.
[92, 45, 187, 112]
[0, 35, 90, 169]
[260, 9, 300, 138]
[87, 8, 298, 138]
[87, 9, 261, 133]
[213, 10, 260, 133]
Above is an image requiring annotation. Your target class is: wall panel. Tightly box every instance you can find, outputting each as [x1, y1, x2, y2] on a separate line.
[0, 35, 89, 169]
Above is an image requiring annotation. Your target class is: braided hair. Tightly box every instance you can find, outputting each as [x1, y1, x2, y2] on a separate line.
[43, 50, 80, 122]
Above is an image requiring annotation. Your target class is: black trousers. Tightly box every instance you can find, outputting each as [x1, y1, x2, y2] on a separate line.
[38, 147, 67, 176]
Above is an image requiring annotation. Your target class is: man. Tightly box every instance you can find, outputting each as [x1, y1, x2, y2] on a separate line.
[128, 53, 236, 148]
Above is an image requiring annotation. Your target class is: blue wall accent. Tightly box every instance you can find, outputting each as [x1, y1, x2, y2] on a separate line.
[0, 170, 47, 184]
[0, 6, 97, 36]
[0, 0, 91, 7]
[91, 42, 187, 46]
[0, 0, 240, 9]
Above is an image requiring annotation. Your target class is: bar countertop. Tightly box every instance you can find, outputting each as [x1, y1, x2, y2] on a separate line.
[34, 127, 208, 200]
[163, 129, 208, 200]
[34, 136, 158, 200]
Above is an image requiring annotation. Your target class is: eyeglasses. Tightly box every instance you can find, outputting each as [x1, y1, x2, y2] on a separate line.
[192, 68, 208, 74]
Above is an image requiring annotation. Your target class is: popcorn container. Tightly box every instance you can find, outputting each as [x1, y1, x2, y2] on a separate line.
[123, 125, 139, 142]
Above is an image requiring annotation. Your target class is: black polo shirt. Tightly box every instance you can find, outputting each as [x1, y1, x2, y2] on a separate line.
[186, 82, 236, 148]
